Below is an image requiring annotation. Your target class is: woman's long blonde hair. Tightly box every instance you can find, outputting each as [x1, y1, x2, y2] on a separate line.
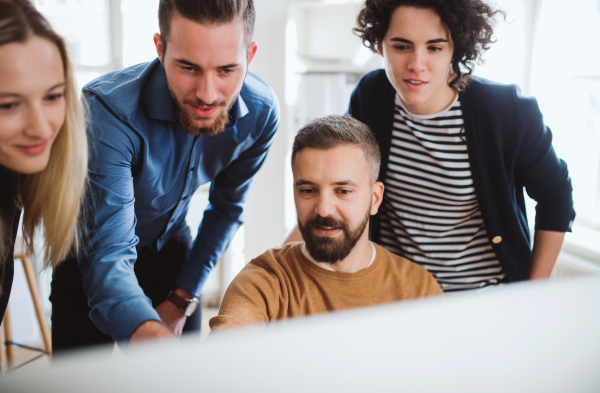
[0, 0, 87, 268]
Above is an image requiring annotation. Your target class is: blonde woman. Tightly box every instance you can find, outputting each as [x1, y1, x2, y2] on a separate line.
[0, 0, 87, 322]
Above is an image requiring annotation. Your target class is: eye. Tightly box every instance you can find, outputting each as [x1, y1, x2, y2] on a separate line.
[393, 45, 409, 51]
[180, 65, 195, 72]
[337, 189, 352, 195]
[221, 68, 235, 75]
[45, 93, 64, 102]
[299, 188, 315, 194]
[428, 46, 442, 52]
[0, 102, 17, 111]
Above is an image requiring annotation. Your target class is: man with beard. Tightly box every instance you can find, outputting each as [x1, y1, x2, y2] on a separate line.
[50, 0, 279, 350]
[209, 116, 441, 331]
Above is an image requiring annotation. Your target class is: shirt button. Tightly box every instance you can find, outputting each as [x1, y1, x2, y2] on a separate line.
[492, 236, 502, 244]
[182, 195, 188, 201]
[170, 219, 174, 223]
[190, 167, 196, 172]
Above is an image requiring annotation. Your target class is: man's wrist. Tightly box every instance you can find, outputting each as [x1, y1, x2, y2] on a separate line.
[173, 287, 196, 300]
[167, 288, 200, 317]
[129, 320, 172, 343]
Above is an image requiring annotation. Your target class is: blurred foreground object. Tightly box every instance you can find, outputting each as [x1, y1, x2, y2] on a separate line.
[1, 277, 599, 392]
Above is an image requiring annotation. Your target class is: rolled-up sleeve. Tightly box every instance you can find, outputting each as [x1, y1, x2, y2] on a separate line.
[81, 93, 160, 342]
[513, 87, 575, 232]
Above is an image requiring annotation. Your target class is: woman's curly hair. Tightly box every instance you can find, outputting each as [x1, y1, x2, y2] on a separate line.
[354, 0, 505, 91]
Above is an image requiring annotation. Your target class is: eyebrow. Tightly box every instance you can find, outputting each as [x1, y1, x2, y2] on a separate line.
[48, 82, 66, 90]
[294, 180, 359, 187]
[0, 82, 66, 98]
[0, 92, 21, 98]
[174, 58, 240, 69]
[390, 37, 449, 45]
[333, 180, 358, 187]
[295, 180, 314, 187]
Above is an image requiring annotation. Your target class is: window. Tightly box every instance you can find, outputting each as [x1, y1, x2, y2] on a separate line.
[35, 0, 114, 89]
[121, 0, 160, 67]
[35, 0, 161, 89]
[529, 0, 600, 231]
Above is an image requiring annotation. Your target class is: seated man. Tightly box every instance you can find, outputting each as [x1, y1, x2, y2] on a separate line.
[210, 115, 442, 330]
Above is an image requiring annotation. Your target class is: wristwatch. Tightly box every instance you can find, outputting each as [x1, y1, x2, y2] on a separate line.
[167, 290, 200, 317]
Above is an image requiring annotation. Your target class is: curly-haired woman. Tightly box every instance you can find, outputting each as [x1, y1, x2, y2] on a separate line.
[349, 0, 574, 291]
[0, 0, 87, 321]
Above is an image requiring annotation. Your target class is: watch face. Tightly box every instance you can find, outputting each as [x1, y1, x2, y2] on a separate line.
[184, 298, 199, 316]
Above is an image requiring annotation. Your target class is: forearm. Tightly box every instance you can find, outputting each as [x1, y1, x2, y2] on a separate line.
[529, 229, 565, 279]
[209, 292, 269, 332]
[176, 214, 241, 295]
[129, 320, 173, 343]
[209, 266, 273, 331]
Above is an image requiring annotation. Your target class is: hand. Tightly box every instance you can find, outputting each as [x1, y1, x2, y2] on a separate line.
[129, 320, 173, 343]
[155, 299, 187, 337]
[155, 287, 196, 337]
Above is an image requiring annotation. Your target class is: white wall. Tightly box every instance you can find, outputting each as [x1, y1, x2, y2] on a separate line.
[244, 0, 314, 262]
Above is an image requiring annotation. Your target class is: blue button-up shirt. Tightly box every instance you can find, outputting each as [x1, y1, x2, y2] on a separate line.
[81, 59, 279, 341]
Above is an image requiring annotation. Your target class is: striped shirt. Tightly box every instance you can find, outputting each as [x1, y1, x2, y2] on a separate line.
[378, 94, 506, 292]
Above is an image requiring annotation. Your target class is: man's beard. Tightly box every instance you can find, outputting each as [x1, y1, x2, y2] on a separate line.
[165, 73, 235, 137]
[298, 209, 371, 264]
[175, 98, 231, 137]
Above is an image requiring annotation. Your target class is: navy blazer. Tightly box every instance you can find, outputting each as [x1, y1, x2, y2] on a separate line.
[349, 70, 575, 282]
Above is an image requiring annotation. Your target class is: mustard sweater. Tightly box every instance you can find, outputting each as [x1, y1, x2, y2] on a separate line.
[209, 242, 443, 331]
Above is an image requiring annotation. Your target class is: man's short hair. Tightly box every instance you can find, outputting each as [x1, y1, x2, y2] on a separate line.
[291, 115, 381, 184]
[158, 0, 256, 53]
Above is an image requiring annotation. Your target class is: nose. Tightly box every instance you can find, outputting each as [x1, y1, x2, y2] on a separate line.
[407, 49, 426, 74]
[314, 191, 337, 218]
[195, 73, 219, 105]
[24, 104, 54, 140]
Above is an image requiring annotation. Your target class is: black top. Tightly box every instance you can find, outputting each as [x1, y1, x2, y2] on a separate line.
[0, 165, 22, 322]
[348, 70, 575, 282]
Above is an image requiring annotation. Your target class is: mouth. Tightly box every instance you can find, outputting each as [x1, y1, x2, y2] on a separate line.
[15, 141, 48, 156]
[403, 79, 428, 90]
[190, 105, 219, 118]
[314, 225, 343, 237]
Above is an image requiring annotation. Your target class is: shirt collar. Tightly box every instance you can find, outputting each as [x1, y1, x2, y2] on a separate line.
[143, 59, 176, 122]
[144, 59, 249, 129]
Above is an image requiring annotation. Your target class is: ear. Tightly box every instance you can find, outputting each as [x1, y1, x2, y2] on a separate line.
[154, 33, 164, 62]
[377, 42, 384, 57]
[247, 41, 258, 65]
[370, 181, 385, 215]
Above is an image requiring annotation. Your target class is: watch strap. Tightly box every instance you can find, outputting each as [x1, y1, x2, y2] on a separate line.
[167, 290, 199, 316]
